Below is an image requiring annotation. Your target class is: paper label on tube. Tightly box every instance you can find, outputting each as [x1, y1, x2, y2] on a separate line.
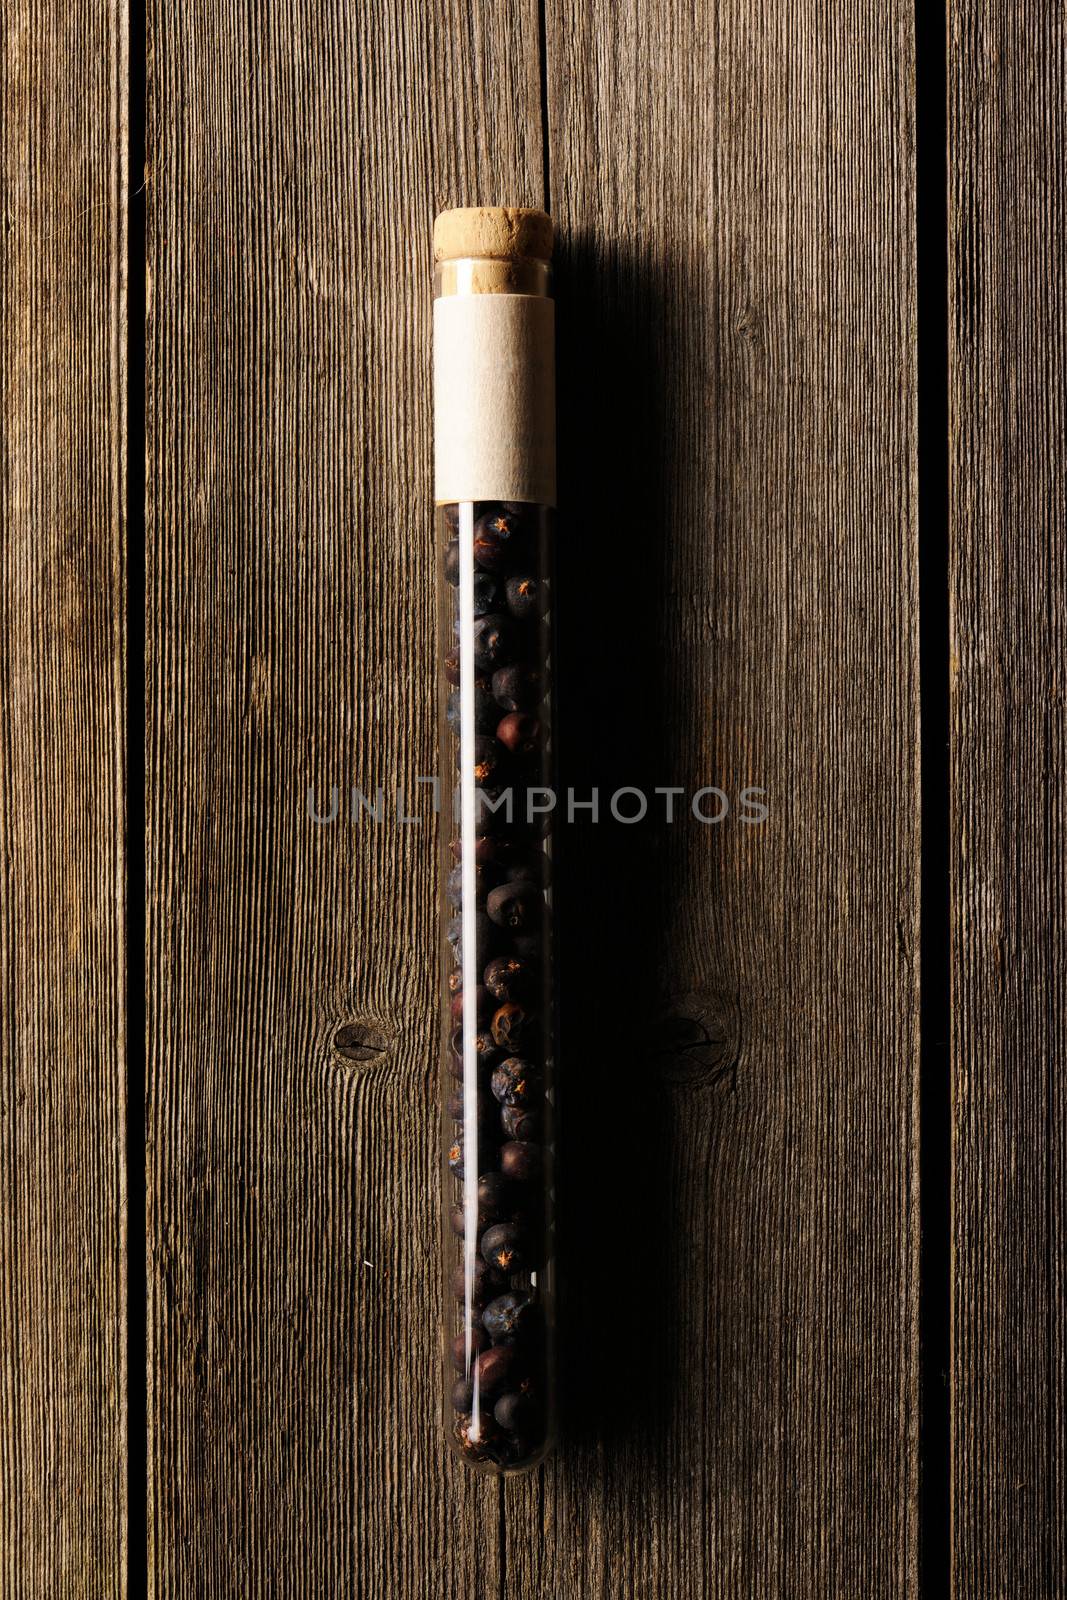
[434, 294, 556, 507]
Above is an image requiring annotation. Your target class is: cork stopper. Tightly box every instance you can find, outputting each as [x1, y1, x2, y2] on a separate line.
[434, 207, 553, 265]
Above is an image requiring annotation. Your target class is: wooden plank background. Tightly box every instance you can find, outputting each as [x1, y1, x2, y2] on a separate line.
[1, 0, 1063, 1594]
[949, 4, 1067, 1595]
[0, 1, 128, 1595]
[144, 0, 922, 1593]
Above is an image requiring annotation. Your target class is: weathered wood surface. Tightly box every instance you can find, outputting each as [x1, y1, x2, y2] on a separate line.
[0, 1, 128, 1595]
[949, 5, 1067, 1595]
[0, 0, 1043, 1592]
[144, 0, 922, 1593]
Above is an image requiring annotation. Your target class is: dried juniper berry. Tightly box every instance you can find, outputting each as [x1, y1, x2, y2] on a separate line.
[471, 614, 516, 671]
[504, 573, 543, 620]
[451, 1258, 505, 1307]
[491, 662, 540, 712]
[471, 736, 506, 786]
[445, 1087, 496, 1133]
[473, 1171, 518, 1229]
[491, 1002, 536, 1052]
[472, 784, 515, 835]
[503, 846, 550, 889]
[449, 835, 503, 865]
[496, 712, 541, 757]
[447, 1136, 466, 1178]
[511, 931, 545, 963]
[446, 914, 499, 976]
[473, 1341, 521, 1395]
[451, 1377, 474, 1412]
[493, 1391, 537, 1432]
[446, 686, 499, 734]
[446, 862, 498, 908]
[482, 1290, 537, 1343]
[450, 984, 494, 1026]
[450, 1326, 489, 1369]
[501, 1104, 542, 1141]
[485, 880, 540, 931]
[500, 1141, 541, 1183]
[483, 954, 537, 1003]
[473, 508, 528, 572]
[448, 1025, 497, 1070]
[444, 540, 461, 585]
[472, 570, 502, 615]
[481, 1222, 527, 1275]
[490, 1058, 539, 1108]
[476, 833, 522, 867]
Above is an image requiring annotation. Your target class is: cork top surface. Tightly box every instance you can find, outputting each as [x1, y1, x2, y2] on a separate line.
[433, 207, 553, 264]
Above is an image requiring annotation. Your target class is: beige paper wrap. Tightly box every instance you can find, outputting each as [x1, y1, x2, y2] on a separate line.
[433, 294, 556, 507]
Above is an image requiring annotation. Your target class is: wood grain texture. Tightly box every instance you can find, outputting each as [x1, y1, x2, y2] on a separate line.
[516, 3, 922, 1596]
[949, 6, 1067, 1594]
[146, 0, 926, 1592]
[0, 1, 127, 1594]
[144, 1, 541, 1592]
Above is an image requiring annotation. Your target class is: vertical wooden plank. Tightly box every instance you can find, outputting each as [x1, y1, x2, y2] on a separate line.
[517, 3, 921, 1595]
[0, 2, 127, 1594]
[949, 6, 1067, 1593]
[145, 2, 543, 1590]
